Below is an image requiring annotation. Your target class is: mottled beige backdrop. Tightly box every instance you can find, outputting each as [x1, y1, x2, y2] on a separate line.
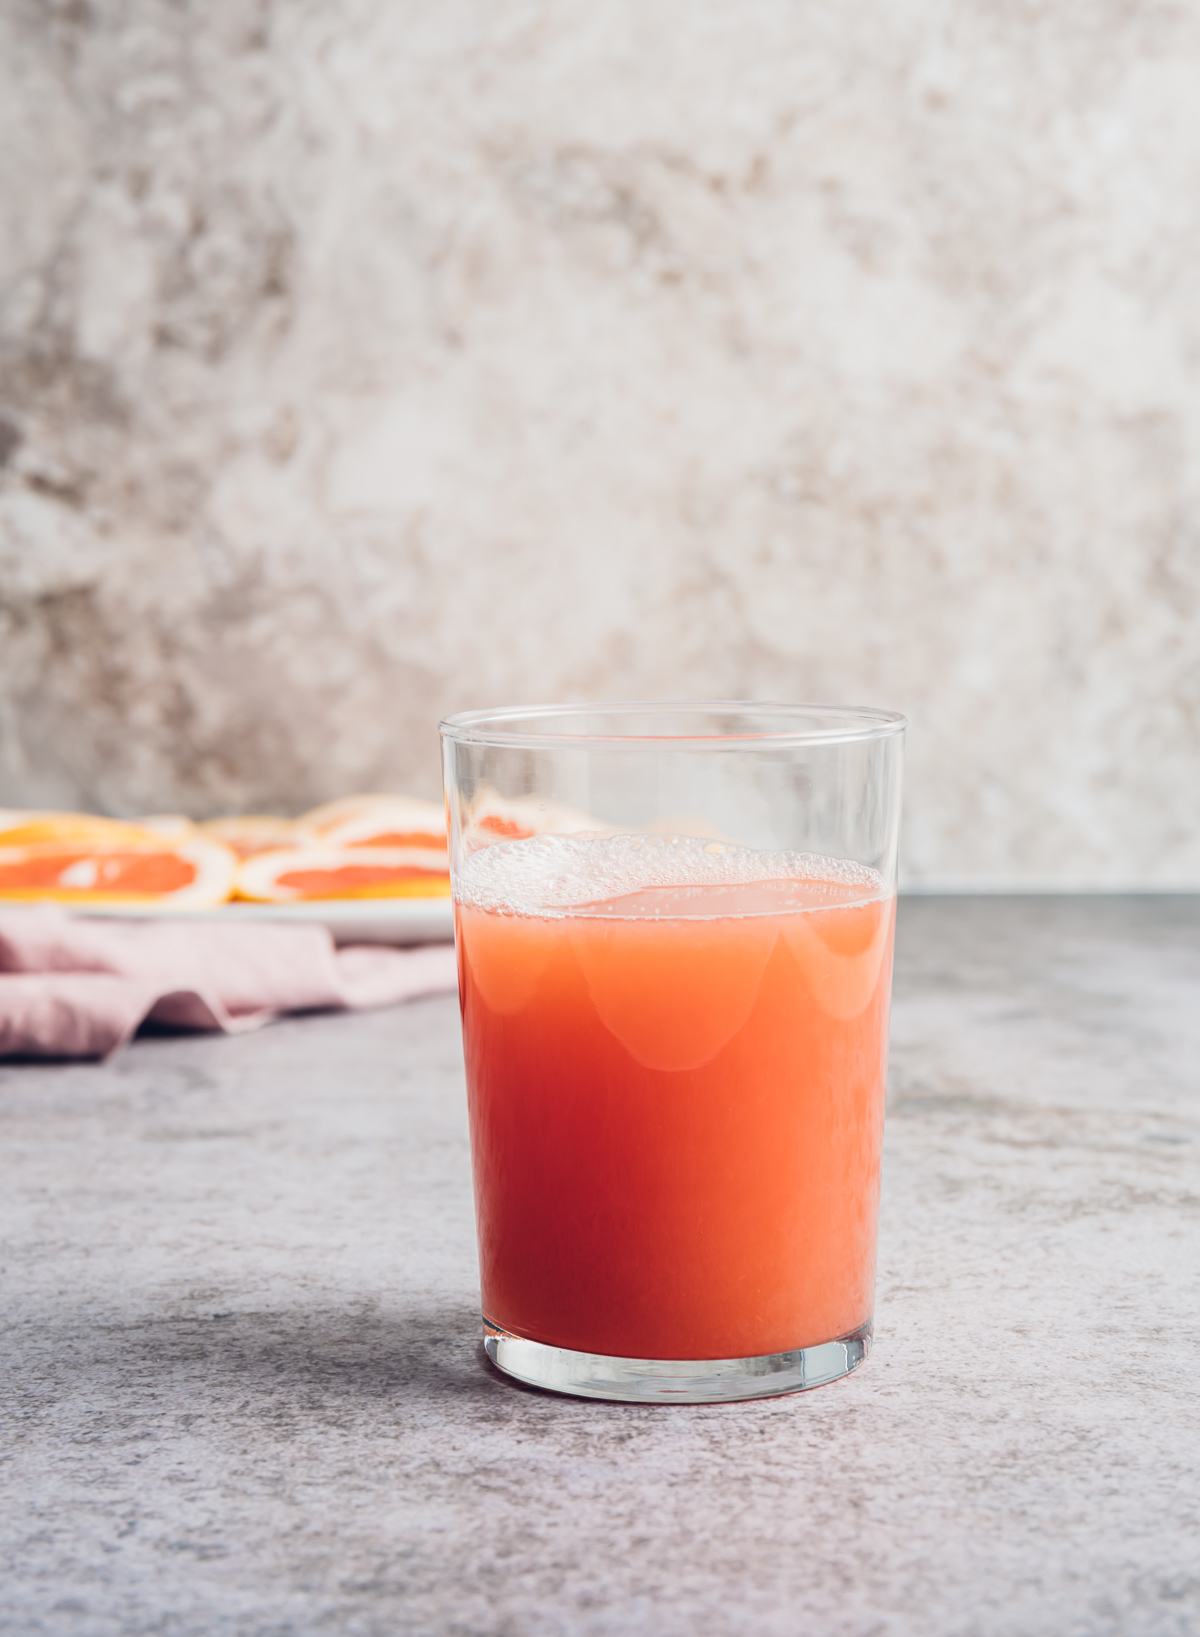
[2, 1, 1198, 884]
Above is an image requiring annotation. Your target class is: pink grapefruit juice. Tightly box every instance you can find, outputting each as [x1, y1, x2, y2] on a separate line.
[455, 835, 895, 1362]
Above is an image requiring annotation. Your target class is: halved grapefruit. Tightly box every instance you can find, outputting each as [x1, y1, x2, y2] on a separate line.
[0, 833, 237, 906]
[236, 845, 452, 903]
[199, 814, 316, 859]
[0, 811, 165, 848]
[302, 794, 447, 855]
[136, 814, 195, 839]
[461, 790, 597, 852]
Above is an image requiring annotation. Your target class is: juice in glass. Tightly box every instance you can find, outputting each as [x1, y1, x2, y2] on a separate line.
[455, 834, 895, 1363]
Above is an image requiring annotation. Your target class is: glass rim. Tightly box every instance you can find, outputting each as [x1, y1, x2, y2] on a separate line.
[440, 700, 906, 749]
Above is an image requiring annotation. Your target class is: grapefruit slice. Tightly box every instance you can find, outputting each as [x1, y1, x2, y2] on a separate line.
[199, 814, 316, 859]
[302, 794, 448, 854]
[0, 834, 237, 906]
[0, 811, 164, 848]
[461, 789, 598, 853]
[136, 814, 195, 839]
[236, 845, 452, 902]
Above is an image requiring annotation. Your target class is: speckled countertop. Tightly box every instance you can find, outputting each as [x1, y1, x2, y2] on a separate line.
[2, 898, 1198, 1637]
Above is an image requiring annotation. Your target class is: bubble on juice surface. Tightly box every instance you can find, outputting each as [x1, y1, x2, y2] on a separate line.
[454, 832, 883, 919]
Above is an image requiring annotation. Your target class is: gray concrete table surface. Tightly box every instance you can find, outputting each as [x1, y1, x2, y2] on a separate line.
[2, 897, 1198, 1637]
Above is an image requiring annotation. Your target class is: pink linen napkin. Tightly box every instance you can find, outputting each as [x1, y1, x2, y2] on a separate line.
[0, 905, 460, 1060]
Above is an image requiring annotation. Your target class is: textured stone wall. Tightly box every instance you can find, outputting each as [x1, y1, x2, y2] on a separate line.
[2, 0, 1198, 884]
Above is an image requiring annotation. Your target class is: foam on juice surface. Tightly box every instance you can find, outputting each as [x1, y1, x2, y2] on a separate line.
[454, 832, 883, 919]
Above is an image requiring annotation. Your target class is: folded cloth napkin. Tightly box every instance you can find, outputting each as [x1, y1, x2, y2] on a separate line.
[0, 905, 459, 1060]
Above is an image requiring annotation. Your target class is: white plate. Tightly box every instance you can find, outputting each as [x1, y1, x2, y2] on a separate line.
[68, 896, 455, 946]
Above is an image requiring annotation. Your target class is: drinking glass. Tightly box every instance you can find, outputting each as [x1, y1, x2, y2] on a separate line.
[440, 703, 905, 1403]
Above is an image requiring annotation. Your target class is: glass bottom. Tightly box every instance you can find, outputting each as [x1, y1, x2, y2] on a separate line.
[482, 1317, 872, 1404]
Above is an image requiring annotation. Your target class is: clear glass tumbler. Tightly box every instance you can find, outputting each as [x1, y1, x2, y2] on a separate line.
[440, 702, 905, 1403]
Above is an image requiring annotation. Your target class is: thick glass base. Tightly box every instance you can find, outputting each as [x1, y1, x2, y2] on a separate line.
[482, 1317, 872, 1403]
